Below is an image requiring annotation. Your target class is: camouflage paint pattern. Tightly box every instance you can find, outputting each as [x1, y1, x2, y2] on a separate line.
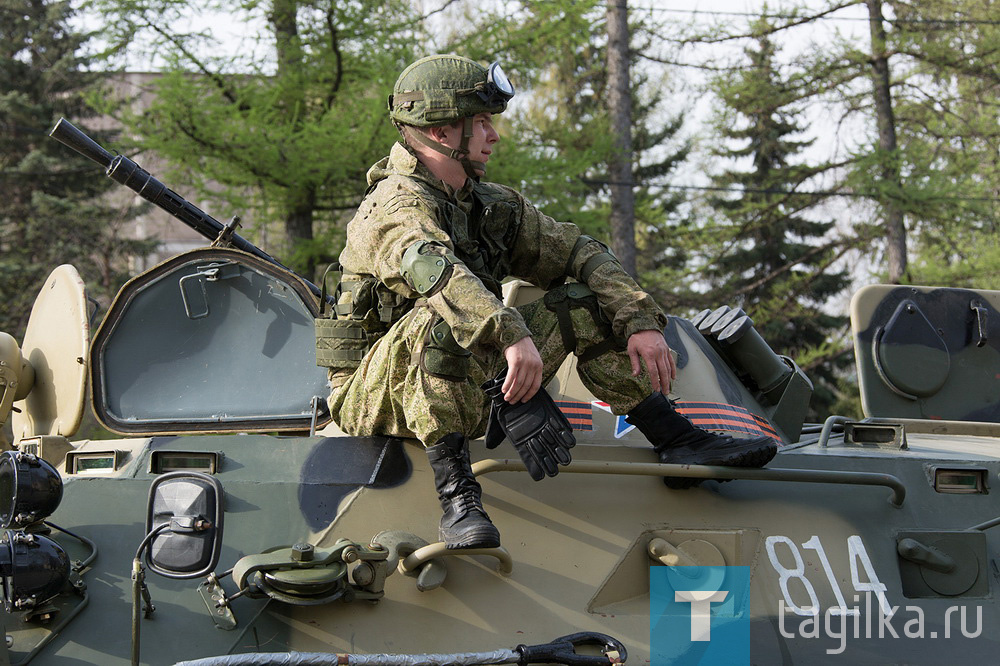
[19, 104, 1000, 666]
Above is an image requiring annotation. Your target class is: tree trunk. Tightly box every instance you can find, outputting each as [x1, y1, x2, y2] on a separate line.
[865, 0, 907, 284]
[271, 0, 314, 274]
[271, 0, 302, 82]
[605, 0, 637, 277]
[285, 185, 316, 277]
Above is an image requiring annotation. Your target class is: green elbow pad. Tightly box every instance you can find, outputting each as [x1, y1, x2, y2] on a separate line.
[568, 234, 621, 283]
[401, 241, 460, 295]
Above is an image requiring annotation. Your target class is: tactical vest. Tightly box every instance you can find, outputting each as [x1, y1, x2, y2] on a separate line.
[418, 181, 521, 299]
[316, 180, 521, 373]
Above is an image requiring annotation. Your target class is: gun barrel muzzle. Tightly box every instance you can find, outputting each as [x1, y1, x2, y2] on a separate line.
[49, 118, 114, 169]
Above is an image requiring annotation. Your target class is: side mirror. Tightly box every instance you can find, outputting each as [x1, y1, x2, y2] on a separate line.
[144, 472, 224, 579]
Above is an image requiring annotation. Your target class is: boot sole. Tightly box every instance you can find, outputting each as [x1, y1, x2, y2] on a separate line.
[661, 438, 778, 489]
[440, 525, 501, 550]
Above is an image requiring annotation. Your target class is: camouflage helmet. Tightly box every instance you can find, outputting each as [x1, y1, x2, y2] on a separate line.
[388, 55, 514, 127]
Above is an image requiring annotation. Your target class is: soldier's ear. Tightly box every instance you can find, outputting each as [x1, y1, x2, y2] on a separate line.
[427, 124, 452, 144]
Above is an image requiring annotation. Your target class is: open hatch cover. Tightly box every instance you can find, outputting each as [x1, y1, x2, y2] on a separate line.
[91, 248, 331, 435]
[13, 265, 90, 441]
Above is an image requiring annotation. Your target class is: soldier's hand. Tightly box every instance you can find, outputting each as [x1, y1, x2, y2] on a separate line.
[502, 337, 543, 403]
[627, 329, 675, 395]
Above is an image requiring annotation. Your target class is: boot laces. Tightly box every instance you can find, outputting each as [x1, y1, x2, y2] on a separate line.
[435, 458, 485, 517]
[450, 492, 485, 517]
[444, 458, 480, 494]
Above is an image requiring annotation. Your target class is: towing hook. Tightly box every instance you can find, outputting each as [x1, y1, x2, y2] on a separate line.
[517, 632, 628, 665]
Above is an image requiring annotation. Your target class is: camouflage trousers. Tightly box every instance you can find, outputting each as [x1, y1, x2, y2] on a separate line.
[327, 284, 653, 447]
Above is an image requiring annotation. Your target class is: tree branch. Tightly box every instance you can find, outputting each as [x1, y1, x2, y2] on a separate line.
[138, 14, 242, 108]
[669, 1, 863, 46]
[729, 237, 856, 298]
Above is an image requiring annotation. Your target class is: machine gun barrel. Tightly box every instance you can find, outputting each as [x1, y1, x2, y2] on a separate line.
[49, 118, 326, 302]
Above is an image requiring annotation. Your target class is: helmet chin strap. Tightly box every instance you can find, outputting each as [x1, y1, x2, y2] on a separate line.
[405, 117, 485, 182]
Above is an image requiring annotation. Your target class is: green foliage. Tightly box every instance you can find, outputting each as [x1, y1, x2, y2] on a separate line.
[804, 0, 1000, 284]
[88, 0, 424, 278]
[704, 25, 852, 419]
[909, 230, 1000, 289]
[471, 0, 691, 305]
[479, 0, 617, 236]
[887, 0, 1000, 283]
[673, 0, 998, 417]
[0, 0, 152, 339]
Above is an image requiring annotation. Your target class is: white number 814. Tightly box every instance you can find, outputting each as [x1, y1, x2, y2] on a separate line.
[765, 535, 891, 617]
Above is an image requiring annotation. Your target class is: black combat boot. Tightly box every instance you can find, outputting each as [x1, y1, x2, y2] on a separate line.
[625, 392, 778, 489]
[426, 433, 501, 549]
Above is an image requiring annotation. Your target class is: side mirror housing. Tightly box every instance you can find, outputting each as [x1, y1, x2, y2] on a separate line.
[145, 472, 224, 579]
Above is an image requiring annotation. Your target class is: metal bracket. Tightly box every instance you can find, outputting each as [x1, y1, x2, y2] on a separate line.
[971, 299, 989, 347]
[211, 216, 242, 249]
[472, 457, 907, 508]
[197, 575, 237, 630]
[399, 542, 513, 581]
[209, 539, 389, 612]
[844, 421, 907, 449]
[178, 261, 241, 320]
[309, 396, 320, 437]
[372, 530, 448, 591]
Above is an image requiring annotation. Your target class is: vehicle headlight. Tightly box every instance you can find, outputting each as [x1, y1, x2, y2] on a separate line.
[0, 531, 70, 611]
[0, 451, 63, 529]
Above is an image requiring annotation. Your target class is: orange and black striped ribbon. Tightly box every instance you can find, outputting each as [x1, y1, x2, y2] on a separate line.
[555, 400, 593, 431]
[675, 401, 780, 441]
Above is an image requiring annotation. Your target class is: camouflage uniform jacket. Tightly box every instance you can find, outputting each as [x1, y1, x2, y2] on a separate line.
[338, 142, 667, 358]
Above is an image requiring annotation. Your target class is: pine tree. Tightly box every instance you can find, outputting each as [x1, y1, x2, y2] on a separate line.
[705, 26, 851, 416]
[90, 0, 425, 280]
[473, 0, 690, 307]
[0, 0, 149, 338]
[806, 0, 999, 285]
[888, 0, 1000, 286]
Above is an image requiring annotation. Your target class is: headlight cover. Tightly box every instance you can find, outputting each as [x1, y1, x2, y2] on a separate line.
[0, 531, 70, 611]
[0, 451, 63, 529]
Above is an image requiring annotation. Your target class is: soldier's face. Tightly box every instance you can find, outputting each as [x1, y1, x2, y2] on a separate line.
[440, 113, 499, 176]
[468, 113, 500, 168]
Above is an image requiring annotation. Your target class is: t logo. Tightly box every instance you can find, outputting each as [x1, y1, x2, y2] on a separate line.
[675, 590, 730, 641]
[651, 566, 751, 665]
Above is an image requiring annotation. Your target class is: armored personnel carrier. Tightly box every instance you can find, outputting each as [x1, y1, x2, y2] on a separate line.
[0, 121, 996, 665]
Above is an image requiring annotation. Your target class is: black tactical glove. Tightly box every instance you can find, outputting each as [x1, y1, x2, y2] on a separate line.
[481, 369, 576, 481]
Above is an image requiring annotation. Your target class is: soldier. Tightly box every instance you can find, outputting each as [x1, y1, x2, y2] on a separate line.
[325, 55, 777, 550]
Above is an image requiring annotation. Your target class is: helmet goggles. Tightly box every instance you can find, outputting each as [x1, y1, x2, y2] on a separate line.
[475, 62, 515, 107]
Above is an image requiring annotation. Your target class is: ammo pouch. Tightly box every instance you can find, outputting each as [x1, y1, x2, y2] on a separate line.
[315, 318, 368, 371]
[419, 315, 472, 381]
[315, 266, 412, 371]
[543, 282, 626, 363]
